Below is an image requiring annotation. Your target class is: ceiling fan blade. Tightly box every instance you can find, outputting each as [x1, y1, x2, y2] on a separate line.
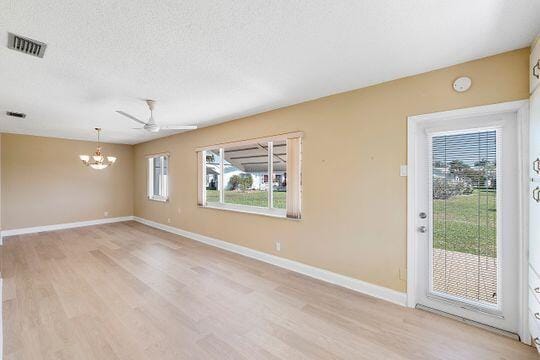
[116, 111, 148, 125]
[132, 128, 145, 130]
[159, 125, 198, 130]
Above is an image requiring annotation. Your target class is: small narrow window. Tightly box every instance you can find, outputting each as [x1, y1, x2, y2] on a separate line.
[148, 154, 169, 202]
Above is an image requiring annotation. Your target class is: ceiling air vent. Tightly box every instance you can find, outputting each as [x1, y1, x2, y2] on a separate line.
[6, 111, 26, 119]
[7, 32, 47, 58]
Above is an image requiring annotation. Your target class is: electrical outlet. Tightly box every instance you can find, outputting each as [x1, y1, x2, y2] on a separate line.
[104, 211, 109, 217]
[400, 165, 408, 177]
[167, 218, 171, 224]
[275, 241, 281, 252]
[399, 268, 407, 281]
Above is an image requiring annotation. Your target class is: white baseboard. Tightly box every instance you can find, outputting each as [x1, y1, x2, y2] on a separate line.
[133, 216, 407, 306]
[0, 215, 407, 307]
[1, 216, 135, 238]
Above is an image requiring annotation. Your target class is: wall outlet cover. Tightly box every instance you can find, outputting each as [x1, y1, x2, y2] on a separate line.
[400, 165, 408, 177]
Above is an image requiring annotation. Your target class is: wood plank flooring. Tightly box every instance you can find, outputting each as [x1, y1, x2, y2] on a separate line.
[1, 221, 536, 359]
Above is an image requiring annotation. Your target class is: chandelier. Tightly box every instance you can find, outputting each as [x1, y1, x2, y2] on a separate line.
[79, 128, 117, 170]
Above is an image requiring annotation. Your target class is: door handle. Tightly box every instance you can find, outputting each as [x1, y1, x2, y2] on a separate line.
[534, 187, 540, 203]
[534, 158, 540, 175]
[534, 60, 540, 79]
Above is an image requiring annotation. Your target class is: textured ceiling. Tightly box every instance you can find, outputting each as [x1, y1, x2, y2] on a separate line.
[1, 0, 539, 144]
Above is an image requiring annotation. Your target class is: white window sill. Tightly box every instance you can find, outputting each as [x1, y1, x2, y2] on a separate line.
[148, 196, 169, 203]
[201, 202, 293, 219]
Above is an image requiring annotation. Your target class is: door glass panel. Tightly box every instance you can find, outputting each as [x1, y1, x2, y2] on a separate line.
[431, 130, 498, 306]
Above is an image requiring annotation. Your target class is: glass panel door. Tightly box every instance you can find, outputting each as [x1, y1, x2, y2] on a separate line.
[414, 110, 519, 333]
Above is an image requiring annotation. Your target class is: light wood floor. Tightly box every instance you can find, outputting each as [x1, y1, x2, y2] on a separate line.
[1, 221, 537, 359]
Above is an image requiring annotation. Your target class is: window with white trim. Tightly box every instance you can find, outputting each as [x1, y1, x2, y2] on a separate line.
[197, 133, 302, 219]
[147, 154, 169, 201]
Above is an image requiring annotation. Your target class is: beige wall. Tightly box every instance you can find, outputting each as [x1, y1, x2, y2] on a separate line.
[133, 48, 529, 293]
[1, 134, 134, 230]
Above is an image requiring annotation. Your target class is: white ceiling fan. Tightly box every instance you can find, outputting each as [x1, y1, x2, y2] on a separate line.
[116, 100, 197, 133]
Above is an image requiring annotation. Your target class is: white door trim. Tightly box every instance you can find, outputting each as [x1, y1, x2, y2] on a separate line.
[406, 100, 529, 342]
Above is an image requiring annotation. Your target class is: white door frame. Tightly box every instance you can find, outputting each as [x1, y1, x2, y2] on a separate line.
[406, 100, 530, 343]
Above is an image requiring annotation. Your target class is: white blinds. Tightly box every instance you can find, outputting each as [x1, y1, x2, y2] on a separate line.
[197, 151, 205, 206]
[147, 157, 154, 197]
[286, 137, 302, 219]
[431, 130, 498, 304]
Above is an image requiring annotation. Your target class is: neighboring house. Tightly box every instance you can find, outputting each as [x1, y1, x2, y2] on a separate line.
[432, 167, 456, 181]
[205, 162, 286, 191]
[432, 165, 495, 188]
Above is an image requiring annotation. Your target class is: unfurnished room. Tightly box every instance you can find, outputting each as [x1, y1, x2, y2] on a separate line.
[1, 1, 540, 359]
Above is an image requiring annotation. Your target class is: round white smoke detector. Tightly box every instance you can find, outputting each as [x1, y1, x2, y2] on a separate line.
[453, 76, 472, 92]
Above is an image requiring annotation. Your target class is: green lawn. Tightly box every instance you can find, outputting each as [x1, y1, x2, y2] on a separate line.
[207, 187, 495, 257]
[433, 189, 497, 257]
[206, 190, 286, 209]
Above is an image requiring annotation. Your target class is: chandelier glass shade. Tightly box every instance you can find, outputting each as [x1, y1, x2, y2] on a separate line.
[80, 128, 117, 170]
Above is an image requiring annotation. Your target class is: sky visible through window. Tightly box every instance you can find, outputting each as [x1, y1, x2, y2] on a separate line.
[432, 131, 496, 167]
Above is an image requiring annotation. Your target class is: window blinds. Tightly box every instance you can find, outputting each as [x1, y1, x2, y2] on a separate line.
[286, 136, 302, 219]
[197, 151, 205, 206]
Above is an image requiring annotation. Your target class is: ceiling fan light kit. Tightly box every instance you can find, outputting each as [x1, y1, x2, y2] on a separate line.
[116, 99, 197, 133]
[80, 128, 117, 170]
